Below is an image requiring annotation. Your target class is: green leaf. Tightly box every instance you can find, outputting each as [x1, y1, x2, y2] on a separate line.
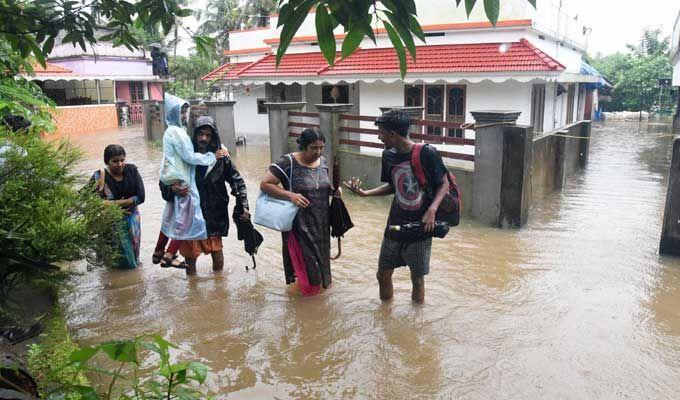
[176, 8, 193, 18]
[465, 0, 476, 16]
[276, 0, 316, 67]
[70, 346, 98, 364]
[315, 4, 336, 66]
[383, 22, 406, 79]
[100, 340, 138, 364]
[384, 11, 416, 63]
[409, 15, 426, 43]
[341, 27, 365, 59]
[71, 385, 101, 400]
[188, 362, 208, 384]
[484, 0, 500, 26]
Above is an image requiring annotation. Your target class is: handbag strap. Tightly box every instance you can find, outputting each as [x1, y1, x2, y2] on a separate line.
[269, 153, 294, 191]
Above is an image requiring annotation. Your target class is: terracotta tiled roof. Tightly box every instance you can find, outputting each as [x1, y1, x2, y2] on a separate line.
[201, 62, 253, 81]
[319, 39, 565, 75]
[202, 39, 565, 81]
[32, 62, 73, 74]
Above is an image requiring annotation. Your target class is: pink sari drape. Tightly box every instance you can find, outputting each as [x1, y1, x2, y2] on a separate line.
[287, 231, 321, 296]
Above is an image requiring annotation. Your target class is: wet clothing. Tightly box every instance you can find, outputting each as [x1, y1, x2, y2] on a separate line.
[160, 116, 249, 239]
[378, 236, 432, 277]
[179, 236, 223, 259]
[159, 93, 216, 241]
[380, 146, 447, 242]
[91, 165, 145, 269]
[269, 154, 332, 289]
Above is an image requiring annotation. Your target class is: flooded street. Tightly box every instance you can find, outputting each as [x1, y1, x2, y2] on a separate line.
[60, 121, 680, 399]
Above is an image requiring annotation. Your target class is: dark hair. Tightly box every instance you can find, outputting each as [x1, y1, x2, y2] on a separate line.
[374, 109, 411, 137]
[104, 144, 126, 164]
[297, 128, 326, 150]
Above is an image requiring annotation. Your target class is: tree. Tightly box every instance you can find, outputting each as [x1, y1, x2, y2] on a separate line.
[275, 0, 537, 77]
[591, 28, 673, 113]
[0, 0, 214, 74]
[196, 0, 276, 58]
[169, 54, 218, 99]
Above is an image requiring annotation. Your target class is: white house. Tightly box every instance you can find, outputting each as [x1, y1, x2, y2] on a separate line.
[671, 10, 680, 131]
[203, 0, 601, 138]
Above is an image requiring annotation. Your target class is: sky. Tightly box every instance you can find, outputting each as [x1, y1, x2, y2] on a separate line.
[564, 0, 677, 55]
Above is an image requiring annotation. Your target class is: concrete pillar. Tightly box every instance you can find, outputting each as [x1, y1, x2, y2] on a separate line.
[554, 132, 567, 190]
[471, 110, 533, 228]
[265, 102, 306, 162]
[660, 137, 680, 255]
[579, 120, 592, 168]
[379, 105, 424, 135]
[316, 103, 354, 184]
[205, 101, 237, 155]
[141, 99, 166, 141]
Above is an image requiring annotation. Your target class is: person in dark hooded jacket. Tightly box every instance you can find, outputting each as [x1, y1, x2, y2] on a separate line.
[160, 115, 249, 274]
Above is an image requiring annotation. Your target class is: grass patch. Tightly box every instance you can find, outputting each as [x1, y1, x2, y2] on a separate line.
[26, 305, 87, 399]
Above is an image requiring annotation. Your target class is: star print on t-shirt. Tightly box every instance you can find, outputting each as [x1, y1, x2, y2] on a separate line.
[392, 161, 423, 211]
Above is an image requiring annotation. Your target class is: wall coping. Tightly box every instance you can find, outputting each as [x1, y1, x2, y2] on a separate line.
[471, 110, 522, 123]
[55, 104, 116, 109]
[315, 103, 354, 113]
[264, 101, 306, 110]
[205, 101, 237, 106]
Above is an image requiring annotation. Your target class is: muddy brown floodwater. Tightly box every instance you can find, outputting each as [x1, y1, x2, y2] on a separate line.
[58, 121, 680, 399]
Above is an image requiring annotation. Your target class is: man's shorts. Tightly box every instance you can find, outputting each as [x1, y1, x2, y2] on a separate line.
[378, 236, 432, 277]
[179, 236, 223, 259]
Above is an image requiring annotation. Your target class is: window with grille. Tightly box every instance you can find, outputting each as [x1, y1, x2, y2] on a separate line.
[129, 82, 144, 103]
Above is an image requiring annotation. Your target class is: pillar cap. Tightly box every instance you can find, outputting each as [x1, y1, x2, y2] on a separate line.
[470, 110, 521, 123]
[141, 99, 160, 104]
[264, 101, 306, 110]
[379, 106, 424, 113]
[204, 100, 236, 106]
[315, 103, 354, 113]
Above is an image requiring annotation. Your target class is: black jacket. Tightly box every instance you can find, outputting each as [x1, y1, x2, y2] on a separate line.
[160, 116, 248, 237]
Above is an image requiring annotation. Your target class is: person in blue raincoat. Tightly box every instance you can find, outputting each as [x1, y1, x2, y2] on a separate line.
[154, 93, 227, 271]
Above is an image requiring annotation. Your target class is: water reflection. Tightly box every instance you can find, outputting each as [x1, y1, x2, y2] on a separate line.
[58, 122, 680, 398]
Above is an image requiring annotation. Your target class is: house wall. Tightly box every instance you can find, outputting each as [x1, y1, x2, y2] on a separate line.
[233, 84, 268, 135]
[49, 58, 152, 75]
[148, 83, 164, 100]
[466, 81, 533, 126]
[51, 104, 118, 135]
[115, 81, 131, 103]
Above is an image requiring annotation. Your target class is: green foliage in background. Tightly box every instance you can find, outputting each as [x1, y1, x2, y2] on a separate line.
[169, 54, 218, 99]
[275, 0, 536, 77]
[590, 28, 674, 113]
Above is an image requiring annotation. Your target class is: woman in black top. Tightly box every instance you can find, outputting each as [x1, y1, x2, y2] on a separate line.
[91, 144, 145, 269]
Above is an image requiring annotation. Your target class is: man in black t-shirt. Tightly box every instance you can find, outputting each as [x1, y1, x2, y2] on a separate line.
[344, 110, 449, 304]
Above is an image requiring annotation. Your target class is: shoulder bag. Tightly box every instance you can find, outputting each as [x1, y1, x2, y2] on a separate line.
[254, 154, 299, 232]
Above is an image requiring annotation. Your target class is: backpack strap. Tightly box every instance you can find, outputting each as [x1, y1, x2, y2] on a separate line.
[410, 143, 428, 190]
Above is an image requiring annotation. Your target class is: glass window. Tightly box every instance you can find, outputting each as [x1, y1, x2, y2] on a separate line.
[322, 84, 349, 104]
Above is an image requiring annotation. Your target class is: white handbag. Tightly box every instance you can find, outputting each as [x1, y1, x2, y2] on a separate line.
[254, 154, 299, 232]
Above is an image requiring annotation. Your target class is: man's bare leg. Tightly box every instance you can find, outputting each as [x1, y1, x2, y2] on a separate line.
[376, 269, 394, 301]
[211, 251, 224, 272]
[410, 272, 424, 304]
[185, 258, 197, 276]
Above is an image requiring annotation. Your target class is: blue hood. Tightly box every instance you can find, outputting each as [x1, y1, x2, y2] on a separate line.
[164, 93, 189, 127]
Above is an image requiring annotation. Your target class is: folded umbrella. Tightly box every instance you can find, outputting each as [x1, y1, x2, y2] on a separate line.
[329, 160, 354, 260]
[234, 203, 264, 270]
